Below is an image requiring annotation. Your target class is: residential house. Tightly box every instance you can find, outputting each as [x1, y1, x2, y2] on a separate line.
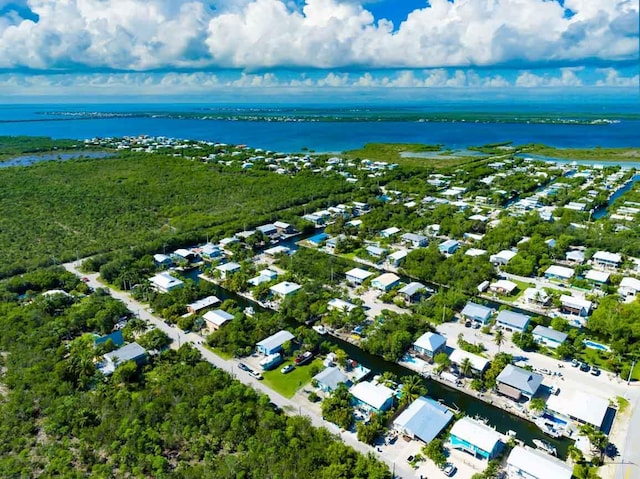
[307, 232, 328, 246]
[203, 309, 234, 331]
[496, 364, 543, 401]
[200, 243, 222, 260]
[100, 342, 147, 375]
[465, 248, 487, 257]
[560, 295, 592, 317]
[532, 325, 568, 349]
[173, 248, 198, 263]
[264, 245, 291, 257]
[585, 269, 610, 285]
[94, 330, 124, 348]
[371, 273, 401, 291]
[215, 262, 241, 280]
[398, 282, 429, 303]
[350, 381, 395, 413]
[187, 295, 221, 314]
[523, 288, 550, 306]
[544, 265, 574, 282]
[439, 239, 460, 254]
[366, 245, 388, 258]
[345, 268, 374, 285]
[489, 280, 518, 295]
[248, 269, 278, 287]
[328, 298, 357, 313]
[393, 396, 454, 443]
[387, 250, 408, 267]
[270, 281, 301, 298]
[274, 221, 294, 234]
[565, 250, 585, 264]
[257, 223, 278, 237]
[380, 226, 401, 238]
[592, 251, 622, 269]
[545, 390, 610, 430]
[506, 446, 572, 479]
[619, 277, 640, 298]
[449, 349, 489, 375]
[314, 367, 351, 393]
[256, 330, 295, 355]
[490, 250, 517, 265]
[149, 272, 184, 293]
[460, 302, 493, 324]
[153, 253, 173, 268]
[402, 233, 428, 248]
[449, 417, 503, 460]
[413, 332, 447, 360]
[495, 310, 531, 333]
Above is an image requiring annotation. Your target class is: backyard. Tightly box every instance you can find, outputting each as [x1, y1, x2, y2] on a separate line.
[261, 358, 324, 398]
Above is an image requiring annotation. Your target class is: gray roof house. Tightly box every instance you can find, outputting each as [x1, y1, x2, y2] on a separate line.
[532, 325, 568, 349]
[413, 332, 447, 360]
[100, 342, 147, 375]
[393, 396, 454, 443]
[314, 366, 351, 392]
[256, 330, 295, 355]
[495, 310, 531, 332]
[496, 364, 543, 401]
[398, 282, 430, 303]
[461, 302, 493, 324]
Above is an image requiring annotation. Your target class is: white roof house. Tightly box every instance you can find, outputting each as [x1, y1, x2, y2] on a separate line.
[506, 446, 572, 479]
[523, 288, 550, 305]
[449, 417, 503, 460]
[387, 250, 408, 266]
[619, 277, 640, 297]
[371, 273, 401, 291]
[215, 261, 241, 279]
[187, 295, 221, 313]
[532, 325, 568, 349]
[270, 281, 301, 298]
[350, 381, 394, 412]
[149, 272, 184, 293]
[328, 298, 358, 312]
[449, 349, 490, 373]
[585, 270, 610, 284]
[546, 390, 610, 429]
[489, 280, 518, 295]
[393, 396, 454, 443]
[495, 310, 531, 332]
[565, 250, 585, 264]
[489, 250, 517, 265]
[380, 226, 401, 238]
[203, 309, 234, 329]
[465, 248, 487, 257]
[345, 267, 374, 285]
[560, 295, 593, 316]
[544, 265, 575, 280]
[256, 330, 295, 355]
[100, 342, 147, 375]
[592, 250, 622, 267]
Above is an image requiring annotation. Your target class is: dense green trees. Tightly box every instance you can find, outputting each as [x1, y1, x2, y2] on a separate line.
[321, 383, 354, 430]
[361, 311, 433, 361]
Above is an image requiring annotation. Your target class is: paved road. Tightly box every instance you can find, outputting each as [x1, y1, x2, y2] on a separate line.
[63, 261, 416, 479]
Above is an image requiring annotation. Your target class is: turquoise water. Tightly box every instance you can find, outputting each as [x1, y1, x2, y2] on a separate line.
[583, 340, 611, 352]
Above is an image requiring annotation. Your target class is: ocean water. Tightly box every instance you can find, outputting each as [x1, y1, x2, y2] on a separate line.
[1, 102, 639, 153]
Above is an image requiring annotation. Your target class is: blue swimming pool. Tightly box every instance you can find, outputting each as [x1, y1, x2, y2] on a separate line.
[583, 340, 611, 352]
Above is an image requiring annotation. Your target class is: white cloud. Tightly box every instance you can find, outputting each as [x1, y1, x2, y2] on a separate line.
[595, 68, 640, 87]
[0, 0, 636, 71]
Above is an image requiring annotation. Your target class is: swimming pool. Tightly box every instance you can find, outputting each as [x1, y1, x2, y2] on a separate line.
[583, 340, 611, 352]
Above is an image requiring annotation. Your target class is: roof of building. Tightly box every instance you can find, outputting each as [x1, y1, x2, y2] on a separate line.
[466, 248, 487, 257]
[153, 253, 172, 263]
[523, 288, 550, 302]
[367, 245, 388, 256]
[495, 310, 531, 330]
[104, 342, 146, 364]
[150, 272, 184, 289]
[381, 227, 401, 236]
[560, 294, 593, 311]
[398, 282, 427, 297]
[257, 223, 277, 234]
[593, 251, 622, 264]
[187, 295, 221, 311]
[388, 250, 408, 261]
[402, 232, 428, 242]
[203, 309, 234, 327]
[461, 302, 492, 320]
[372, 273, 400, 287]
[328, 298, 357, 312]
[449, 417, 502, 453]
[350, 381, 394, 410]
[507, 446, 572, 479]
[216, 261, 241, 272]
[439, 239, 460, 249]
[94, 330, 124, 347]
[449, 349, 490, 371]
[274, 221, 291, 229]
[394, 396, 454, 443]
[414, 332, 447, 352]
[546, 390, 610, 428]
[264, 245, 291, 256]
[492, 250, 517, 262]
[566, 250, 585, 262]
[270, 281, 301, 296]
[532, 325, 568, 343]
[490, 280, 518, 293]
[256, 330, 295, 351]
[496, 364, 543, 395]
[586, 270, 610, 283]
[345, 268, 374, 280]
[544, 265, 575, 279]
[620, 277, 640, 291]
[314, 367, 350, 390]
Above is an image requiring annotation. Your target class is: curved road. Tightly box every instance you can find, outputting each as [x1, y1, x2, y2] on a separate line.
[64, 261, 415, 479]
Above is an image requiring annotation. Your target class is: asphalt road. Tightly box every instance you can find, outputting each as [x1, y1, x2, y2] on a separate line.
[63, 261, 416, 479]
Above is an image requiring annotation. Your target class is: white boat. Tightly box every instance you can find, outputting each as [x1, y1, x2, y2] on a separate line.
[506, 430, 517, 438]
[535, 418, 563, 438]
[533, 439, 557, 456]
[312, 324, 328, 335]
[243, 306, 255, 317]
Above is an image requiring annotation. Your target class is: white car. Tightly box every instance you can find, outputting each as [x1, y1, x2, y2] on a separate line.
[280, 364, 295, 374]
[443, 464, 457, 477]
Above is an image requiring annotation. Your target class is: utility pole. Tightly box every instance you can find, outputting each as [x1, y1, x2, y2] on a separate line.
[628, 359, 636, 385]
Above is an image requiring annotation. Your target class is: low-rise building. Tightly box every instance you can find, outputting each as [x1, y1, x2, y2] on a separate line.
[523, 288, 550, 306]
[490, 250, 517, 265]
[393, 396, 454, 443]
[398, 282, 429, 303]
[565, 250, 585, 264]
[215, 261, 241, 280]
[345, 267, 374, 285]
[560, 294, 592, 317]
[328, 298, 357, 313]
[585, 269, 610, 285]
[439, 239, 460, 254]
[495, 310, 531, 332]
[256, 330, 295, 355]
[270, 281, 301, 298]
[545, 390, 610, 430]
[401, 232, 428, 248]
[100, 342, 147, 375]
[619, 277, 640, 298]
[350, 381, 395, 413]
[461, 302, 493, 324]
[187, 295, 221, 314]
[387, 250, 408, 267]
[203, 309, 234, 331]
[489, 280, 518, 295]
[380, 226, 401, 238]
[413, 332, 447, 360]
[149, 272, 184, 293]
[506, 446, 572, 479]
[371, 273, 401, 291]
[496, 364, 543, 401]
[449, 349, 489, 375]
[532, 325, 568, 349]
[314, 367, 351, 393]
[449, 417, 503, 460]
[544, 265, 574, 281]
[592, 250, 622, 269]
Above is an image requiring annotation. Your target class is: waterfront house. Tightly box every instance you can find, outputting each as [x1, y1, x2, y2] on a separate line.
[398, 282, 429, 303]
[495, 310, 531, 332]
[270, 281, 301, 298]
[100, 342, 147, 375]
[345, 268, 374, 285]
[307, 232, 328, 246]
[387, 250, 408, 267]
[274, 221, 294, 234]
[544, 265, 574, 281]
[496, 364, 543, 401]
[248, 269, 278, 287]
[401, 232, 428, 248]
[203, 309, 234, 331]
[187, 295, 221, 314]
[153, 253, 173, 268]
[489, 280, 518, 295]
[264, 245, 290, 257]
[619, 277, 640, 298]
[371, 273, 401, 291]
[523, 288, 550, 306]
[449, 417, 503, 460]
[560, 294, 592, 317]
[545, 390, 610, 430]
[460, 302, 493, 324]
[449, 349, 489, 375]
[313, 366, 351, 393]
[149, 272, 184, 293]
[173, 248, 198, 263]
[592, 250, 622, 269]
[302, 213, 324, 226]
[532, 325, 568, 349]
[328, 298, 357, 313]
[256, 330, 295, 355]
[439, 239, 460, 255]
[413, 332, 447, 360]
[506, 446, 572, 479]
[257, 223, 278, 237]
[215, 261, 241, 280]
[393, 396, 453, 443]
[489, 250, 517, 265]
[585, 269, 610, 285]
[350, 381, 394, 413]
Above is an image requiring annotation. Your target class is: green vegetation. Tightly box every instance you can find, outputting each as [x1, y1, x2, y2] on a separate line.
[321, 383, 354, 430]
[0, 268, 391, 478]
[525, 144, 640, 162]
[0, 135, 89, 161]
[261, 358, 323, 398]
[343, 143, 479, 168]
[423, 437, 447, 467]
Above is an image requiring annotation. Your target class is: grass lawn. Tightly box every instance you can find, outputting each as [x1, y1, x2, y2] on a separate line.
[578, 348, 610, 369]
[209, 347, 233, 360]
[261, 358, 324, 398]
[632, 361, 640, 381]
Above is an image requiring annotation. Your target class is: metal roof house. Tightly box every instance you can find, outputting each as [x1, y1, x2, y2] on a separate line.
[560, 295, 592, 317]
[546, 390, 610, 430]
[565, 249, 585, 264]
[350, 381, 395, 413]
[461, 302, 493, 324]
[270, 281, 301, 298]
[506, 446, 572, 479]
[215, 261, 241, 279]
[592, 250, 622, 269]
[398, 282, 430, 303]
[532, 325, 568, 349]
[393, 396, 453, 443]
[449, 349, 489, 375]
[495, 310, 531, 332]
[449, 417, 503, 460]
[313, 367, 351, 393]
[371, 273, 401, 291]
[619, 277, 640, 297]
[149, 272, 184, 293]
[256, 330, 295, 355]
[100, 342, 147, 376]
[439, 239, 460, 255]
[489, 250, 517, 265]
[544, 265, 575, 281]
[203, 309, 234, 331]
[402, 233, 428, 248]
[187, 295, 221, 314]
[413, 332, 447, 360]
[496, 364, 543, 401]
[345, 268, 374, 285]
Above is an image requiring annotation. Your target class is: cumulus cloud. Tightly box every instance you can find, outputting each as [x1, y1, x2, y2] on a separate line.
[0, 0, 637, 72]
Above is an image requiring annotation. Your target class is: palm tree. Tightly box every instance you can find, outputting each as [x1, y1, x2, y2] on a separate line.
[401, 375, 427, 406]
[494, 329, 505, 352]
[459, 357, 473, 378]
[379, 371, 397, 387]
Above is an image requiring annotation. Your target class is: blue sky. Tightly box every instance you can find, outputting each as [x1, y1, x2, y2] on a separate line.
[0, 0, 637, 98]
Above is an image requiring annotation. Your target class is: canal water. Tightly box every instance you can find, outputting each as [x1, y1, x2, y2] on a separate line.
[592, 173, 640, 220]
[0, 151, 113, 168]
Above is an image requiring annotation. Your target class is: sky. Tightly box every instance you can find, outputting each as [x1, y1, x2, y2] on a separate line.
[0, 0, 638, 99]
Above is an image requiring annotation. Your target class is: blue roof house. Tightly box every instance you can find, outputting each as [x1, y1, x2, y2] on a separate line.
[439, 239, 460, 254]
[256, 330, 295, 355]
[495, 310, 531, 333]
[532, 325, 568, 349]
[94, 330, 124, 348]
[413, 332, 447, 360]
[461, 302, 493, 324]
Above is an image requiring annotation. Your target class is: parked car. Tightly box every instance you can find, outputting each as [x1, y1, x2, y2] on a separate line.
[591, 366, 601, 376]
[238, 362, 250, 372]
[571, 359, 580, 367]
[472, 322, 481, 329]
[281, 364, 295, 374]
[580, 362, 591, 372]
[464, 321, 472, 328]
[249, 370, 263, 380]
[81, 277, 90, 283]
[443, 464, 457, 476]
